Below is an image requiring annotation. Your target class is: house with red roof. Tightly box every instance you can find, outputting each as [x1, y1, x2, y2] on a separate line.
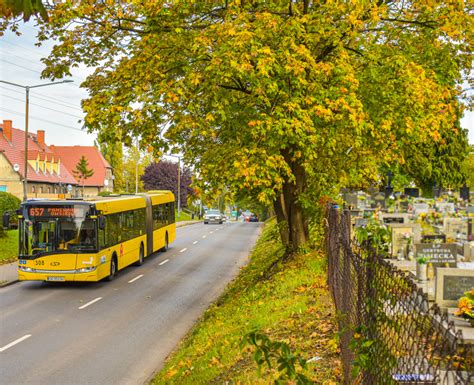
[0, 120, 113, 199]
[50, 145, 114, 197]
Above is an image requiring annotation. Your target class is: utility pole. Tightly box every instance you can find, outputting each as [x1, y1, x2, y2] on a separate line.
[177, 156, 181, 219]
[135, 140, 139, 194]
[0, 80, 73, 201]
[165, 154, 181, 219]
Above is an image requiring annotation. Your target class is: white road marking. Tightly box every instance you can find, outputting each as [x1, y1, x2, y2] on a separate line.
[202, 235, 207, 239]
[180, 248, 187, 253]
[159, 259, 169, 266]
[128, 274, 144, 283]
[0, 334, 32, 352]
[78, 297, 103, 310]
[209, 231, 214, 234]
[193, 241, 198, 244]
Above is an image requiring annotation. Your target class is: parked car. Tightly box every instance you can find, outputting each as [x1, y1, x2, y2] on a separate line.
[204, 209, 224, 224]
[242, 211, 258, 222]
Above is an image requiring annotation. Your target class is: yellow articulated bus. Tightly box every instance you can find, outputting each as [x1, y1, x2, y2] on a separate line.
[17, 191, 176, 282]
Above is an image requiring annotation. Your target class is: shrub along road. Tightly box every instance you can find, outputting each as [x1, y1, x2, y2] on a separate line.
[152, 219, 340, 384]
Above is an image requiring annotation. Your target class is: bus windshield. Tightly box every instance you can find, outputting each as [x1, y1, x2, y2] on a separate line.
[20, 218, 97, 256]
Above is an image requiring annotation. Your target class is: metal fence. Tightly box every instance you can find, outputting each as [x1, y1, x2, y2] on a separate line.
[325, 206, 474, 384]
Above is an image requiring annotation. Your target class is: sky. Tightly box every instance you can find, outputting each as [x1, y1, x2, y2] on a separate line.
[1, 22, 473, 147]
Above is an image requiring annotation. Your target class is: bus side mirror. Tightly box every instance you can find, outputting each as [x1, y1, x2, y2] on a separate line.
[98, 216, 106, 230]
[2, 212, 10, 229]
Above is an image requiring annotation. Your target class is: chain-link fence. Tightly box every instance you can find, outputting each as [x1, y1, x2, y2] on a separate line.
[326, 206, 473, 384]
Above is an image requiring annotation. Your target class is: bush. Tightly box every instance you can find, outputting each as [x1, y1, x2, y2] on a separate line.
[0, 192, 21, 228]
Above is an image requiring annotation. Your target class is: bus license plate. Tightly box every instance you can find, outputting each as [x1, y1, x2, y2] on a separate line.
[47, 276, 65, 282]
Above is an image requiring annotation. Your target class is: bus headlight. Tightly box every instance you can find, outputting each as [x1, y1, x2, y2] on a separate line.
[76, 266, 97, 273]
[19, 266, 36, 273]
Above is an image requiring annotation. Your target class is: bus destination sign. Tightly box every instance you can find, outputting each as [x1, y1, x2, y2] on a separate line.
[28, 206, 87, 218]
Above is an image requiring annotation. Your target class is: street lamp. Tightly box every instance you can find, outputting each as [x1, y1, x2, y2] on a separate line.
[0, 79, 74, 201]
[166, 153, 181, 219]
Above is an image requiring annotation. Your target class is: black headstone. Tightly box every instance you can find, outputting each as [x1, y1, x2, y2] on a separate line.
[460, 185, 470, 201]
[404, 188, 419, 198]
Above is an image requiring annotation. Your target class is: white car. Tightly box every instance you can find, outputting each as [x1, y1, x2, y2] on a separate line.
[204, 209, 224, 224]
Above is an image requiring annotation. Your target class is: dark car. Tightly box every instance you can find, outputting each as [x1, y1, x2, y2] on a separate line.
[242, 211, 258, 222]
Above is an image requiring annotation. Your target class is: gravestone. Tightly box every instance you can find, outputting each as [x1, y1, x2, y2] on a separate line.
[464, 242, 474, 262]
[415, 243, 457, 267]
[413, 203, 430, 215]
[460, 185, 470, 201]
[421, 234, 446, 243]
[374, 193, 386, 209]
[381, 213, 411, 224]
[404, 187, 420, 198]
[390, 224, 422, 258]
[435, 268, 474, 307]
[355, 218, 369, 228]
[436, 202, 455, 214]
[343, 193, 358, 208]
[400, 201, 409, 212]
[443, 218, 468, 241]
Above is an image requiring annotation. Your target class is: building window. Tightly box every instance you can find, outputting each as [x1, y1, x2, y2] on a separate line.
[32, 186, 36, 193]
[40, 187, 43, 193]
[48, 187, 51, 193]
[0, 185, 6, 192]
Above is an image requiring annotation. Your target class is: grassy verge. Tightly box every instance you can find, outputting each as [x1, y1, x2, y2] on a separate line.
[176, 210, 196, 222]
[0, 230, 18, 265]
[151, 219, 340, 384]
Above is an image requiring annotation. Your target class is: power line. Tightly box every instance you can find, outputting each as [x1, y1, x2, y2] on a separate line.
[1, 58, 44, 75]
[0, 85, 84, 111]
[3, 95, 84, 119]
[0, 107, 88, 133]
[1, 58, 85, 83]
[2, 39, 50, 59]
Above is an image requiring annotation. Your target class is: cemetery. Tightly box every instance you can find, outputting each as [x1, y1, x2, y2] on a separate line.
[328, 189, 473, 383]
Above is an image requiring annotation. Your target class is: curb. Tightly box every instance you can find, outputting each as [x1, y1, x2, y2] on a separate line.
[0, 279, 18, 288]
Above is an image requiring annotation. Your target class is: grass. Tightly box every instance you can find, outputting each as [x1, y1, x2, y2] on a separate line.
[176, 210, 196, 222]
[151, 219, 341, 384]
[0, 230, 18, 265]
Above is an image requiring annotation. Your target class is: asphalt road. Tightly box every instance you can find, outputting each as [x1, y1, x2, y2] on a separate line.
[0, 221, 262, 385]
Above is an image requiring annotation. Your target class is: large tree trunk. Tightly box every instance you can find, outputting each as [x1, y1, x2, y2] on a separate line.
[273, 152, 309, 252]
[273, 193, 289, 247]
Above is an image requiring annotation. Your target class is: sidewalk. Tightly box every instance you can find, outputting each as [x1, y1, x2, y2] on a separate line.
[0, 220, 201, 288]
[0, 261, 17, 287]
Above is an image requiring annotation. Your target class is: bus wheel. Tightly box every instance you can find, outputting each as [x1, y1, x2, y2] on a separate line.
[161, 233, 168, 252]
[135, 244, 144, 266]
[107, 256, 117, 281]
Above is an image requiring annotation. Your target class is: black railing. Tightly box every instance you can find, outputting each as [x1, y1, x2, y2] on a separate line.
[326, 206, 473, 384]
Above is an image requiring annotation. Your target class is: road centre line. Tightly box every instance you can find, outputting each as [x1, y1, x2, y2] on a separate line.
[180, 248, 187, 253]
[0, 334, 32, 353]
[202, 235, 207, 239]
[193, 241, 198, 244]
[128, 274, 144, 283]
[159, 259, 169, 266]
[78, 297, 103, 310]
[209, 231, 214, 234]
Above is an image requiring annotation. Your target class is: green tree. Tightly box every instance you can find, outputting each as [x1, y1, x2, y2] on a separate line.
[97, 140, 125, 192]
[461, 146, 474, 190]
[0, 0, 48, 22]
[73, 155, 94, 196]
[123, 145, 152, 193]
[28, 1, 472, 251]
